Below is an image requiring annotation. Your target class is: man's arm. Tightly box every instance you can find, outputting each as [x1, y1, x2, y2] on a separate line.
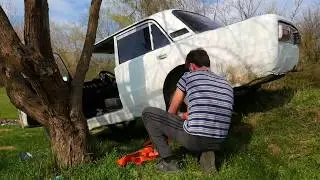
[168, 88, 185, 115]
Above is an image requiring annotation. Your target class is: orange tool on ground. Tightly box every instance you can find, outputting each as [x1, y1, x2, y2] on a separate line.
[117, 140, 159, 167]
[117, 112, 187, 167]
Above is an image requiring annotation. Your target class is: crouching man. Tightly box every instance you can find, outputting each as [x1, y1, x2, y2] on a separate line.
[142, 49, 234, 173]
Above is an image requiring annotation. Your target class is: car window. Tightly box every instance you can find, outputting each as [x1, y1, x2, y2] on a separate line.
[85, 53, 115, 81]
[151, 24, 170, 49]
[117, 26, 152, 64]
[170, 28, 189, 38]
[172, 10, 221, 33]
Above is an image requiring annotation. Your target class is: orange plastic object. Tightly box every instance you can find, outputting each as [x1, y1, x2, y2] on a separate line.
[117, 140, 160, 167]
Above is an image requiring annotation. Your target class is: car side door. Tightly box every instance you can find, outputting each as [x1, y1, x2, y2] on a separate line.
[142, 23, 176, 110]
[114, 23, 153, 115]
[114, 21, 175, 116]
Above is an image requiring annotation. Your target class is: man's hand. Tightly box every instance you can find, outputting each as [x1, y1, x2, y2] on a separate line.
[168, 88, 185, 115]
[181, 111, 188, 120]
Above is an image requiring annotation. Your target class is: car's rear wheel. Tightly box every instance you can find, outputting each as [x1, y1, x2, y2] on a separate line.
[163, 65, 188, 112]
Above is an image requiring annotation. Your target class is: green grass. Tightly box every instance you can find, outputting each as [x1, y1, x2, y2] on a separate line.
[0, 88, 18, 119]
[0, 64, 320, 179]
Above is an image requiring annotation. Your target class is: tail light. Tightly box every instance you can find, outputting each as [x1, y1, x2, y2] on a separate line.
[278, 22, 300, 44]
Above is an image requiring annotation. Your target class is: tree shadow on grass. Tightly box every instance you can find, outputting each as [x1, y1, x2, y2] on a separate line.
[233, 87, 295, 116]
[171, 87, 295, 169]
[95, 120, 148, 142]
[91, 120, 148, 158]
[215, 87, 295, 169]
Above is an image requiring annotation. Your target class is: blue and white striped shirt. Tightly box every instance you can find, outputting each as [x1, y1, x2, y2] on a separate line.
[177, 70, 234, 139]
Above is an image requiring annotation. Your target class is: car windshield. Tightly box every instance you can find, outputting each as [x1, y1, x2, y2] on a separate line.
[172, 10, 221, 33]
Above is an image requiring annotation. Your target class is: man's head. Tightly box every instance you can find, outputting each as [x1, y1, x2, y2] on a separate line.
[185, 48, 210, 71]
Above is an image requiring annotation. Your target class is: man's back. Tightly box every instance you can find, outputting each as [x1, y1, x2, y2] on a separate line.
[177, 70, 234, 138]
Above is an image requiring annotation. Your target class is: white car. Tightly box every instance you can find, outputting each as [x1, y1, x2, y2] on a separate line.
[20, 10, 300, 130]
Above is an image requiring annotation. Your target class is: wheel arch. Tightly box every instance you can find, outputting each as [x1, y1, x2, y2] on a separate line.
[162, 64, 187, 110]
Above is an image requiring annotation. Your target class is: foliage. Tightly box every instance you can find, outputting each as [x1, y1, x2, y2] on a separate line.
[298, 8, 320, 64]
[111, 14, 135, 28]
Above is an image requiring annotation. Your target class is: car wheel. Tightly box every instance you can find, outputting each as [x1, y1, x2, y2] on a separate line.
[164, 81, 188, 112]
[163, 65, 187, 111]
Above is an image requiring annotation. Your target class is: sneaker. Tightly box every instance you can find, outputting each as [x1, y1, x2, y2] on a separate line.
[199, 151, 217, 173]
[156, 159, 180, 172]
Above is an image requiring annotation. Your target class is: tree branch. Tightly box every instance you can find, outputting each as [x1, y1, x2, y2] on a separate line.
[0, 6, 24, 58]
[24, 0, 53, 59]
[291, 0, 304, 20]
[70, 0, 102, 129]
[0, 6, 52, 125]
[24, 0, 70, 115]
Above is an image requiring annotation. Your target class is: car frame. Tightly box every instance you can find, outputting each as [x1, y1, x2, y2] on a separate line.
[20, 9, 300, 130]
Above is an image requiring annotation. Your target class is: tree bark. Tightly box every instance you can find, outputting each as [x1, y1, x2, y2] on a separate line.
[48, 116, 88, 165]
[0, 0, 102, 167]
[70, 0, 102, 136]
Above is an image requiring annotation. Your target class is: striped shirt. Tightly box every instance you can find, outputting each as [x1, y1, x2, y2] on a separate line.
[177, 70, 234, 139]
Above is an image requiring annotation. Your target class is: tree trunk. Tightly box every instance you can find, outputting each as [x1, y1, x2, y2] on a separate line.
[49, 116, 88, 165]
[0, 0, 102, 167]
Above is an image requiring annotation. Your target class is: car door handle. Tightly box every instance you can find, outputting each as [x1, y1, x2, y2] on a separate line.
[157, 54, 167, 60]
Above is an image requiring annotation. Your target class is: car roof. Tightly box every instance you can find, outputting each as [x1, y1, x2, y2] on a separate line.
[94, 9, 189, 53]
[95, 9, 175, 43]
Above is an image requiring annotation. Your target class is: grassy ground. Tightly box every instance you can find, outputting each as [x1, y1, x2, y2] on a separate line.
[0, 88, 17, 119]
[0, 64, 320, 179]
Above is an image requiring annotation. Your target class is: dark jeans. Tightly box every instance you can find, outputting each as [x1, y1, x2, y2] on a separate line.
[142, 107, 224, 158]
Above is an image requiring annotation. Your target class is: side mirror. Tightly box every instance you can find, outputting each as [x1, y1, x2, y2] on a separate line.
[62, 76, 68, 82]
[53, 53, 71, 82]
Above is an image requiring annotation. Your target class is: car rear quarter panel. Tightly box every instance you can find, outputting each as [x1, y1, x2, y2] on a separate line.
[175, 14, 298, 87]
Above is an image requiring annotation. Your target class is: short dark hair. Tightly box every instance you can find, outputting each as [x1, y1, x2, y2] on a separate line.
[185, 48, 210, 68]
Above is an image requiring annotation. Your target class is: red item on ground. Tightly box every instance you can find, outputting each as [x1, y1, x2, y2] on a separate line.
[117, 140, 159, 167]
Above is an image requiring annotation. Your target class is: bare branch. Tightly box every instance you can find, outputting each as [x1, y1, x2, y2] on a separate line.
[291, 0, 304, 20]
[231, 0, 264, 21]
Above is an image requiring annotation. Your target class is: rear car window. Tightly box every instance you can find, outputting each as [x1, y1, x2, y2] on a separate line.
[117, 26, 152, 64]
[151, 24, 170, 49]
[172, 10, 221, 33]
